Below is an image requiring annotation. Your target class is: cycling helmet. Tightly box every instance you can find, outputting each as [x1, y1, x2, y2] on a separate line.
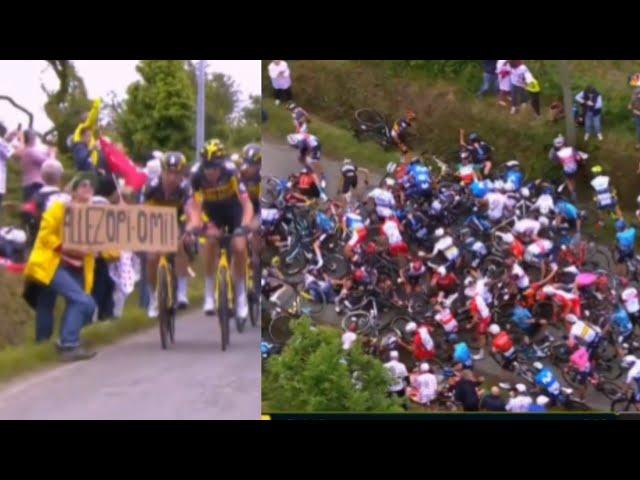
[162, 151, 187, 172]
[488, 324, 501, 336]
[287, 102, 297, 111]
[230, 153, 241, 166]
[553, 134, 565, 148]
[384, 178, 396, 188]
[468, 132, 480, 143]
[460, 150, 471, 161]
[533, 361, 544, 371]
[353, 268, 367, 283]
[536, 395, 550, 407]
[241, 143, 262, 166]
[271, 257, 281, 268]
[500, 233, 515, 244]
[464, 237, 476, 249]
[386, 162, 397, 174]
[615, 219, 627, 231]
[515, 383, 527, 393]
[520, 187, 530, 199]
[505, 160, 520, 169]
[622, 355, 638, 368]
[389, 350, 399, 360]
[434, 228, 445, 238]
[420, 362, 430, 373]
[405, 321, 418, 334]
[410, 156, 422, 164]
[437, 266, 447, 276]
[151, 150, 164, 161]
[565, 313, 579, 324]
[202, 139, 226, 162]
[591, 165, 603, 175]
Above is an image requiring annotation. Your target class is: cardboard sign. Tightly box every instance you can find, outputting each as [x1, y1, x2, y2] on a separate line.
[63, 203, 178, 253]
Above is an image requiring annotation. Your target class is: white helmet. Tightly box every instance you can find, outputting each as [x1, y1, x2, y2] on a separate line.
[622, 355, 638, 368]
[538, 216, 550, 228]
[0, 227, 27, 244]
[505, 160, 520, 169]
[515, 383, 527, 393]
[405, 321, 418, 334]
[386, 162, 397, 174]
[230, 153, 240, 163]
[420, 362, 430, 373]
[389, 350, 399, 360]
[533, 361, 544, 371]
[536, 395, 550, 407]
[434, 228, 445, 238]
[542, 285, 555, 296]
[565, 313, 579, 324]
[520, 187, 530, 199]
[437, 266, 447, 276]
[384, 178, 396, 188]
[488, 324, 501, 336]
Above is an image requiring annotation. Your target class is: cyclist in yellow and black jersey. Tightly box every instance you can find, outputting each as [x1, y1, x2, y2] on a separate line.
[186, 139, 254, 320]
[141, 151, 193, 316]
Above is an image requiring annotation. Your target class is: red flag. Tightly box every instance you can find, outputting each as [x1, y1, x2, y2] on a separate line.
[99, 137, 147, 192]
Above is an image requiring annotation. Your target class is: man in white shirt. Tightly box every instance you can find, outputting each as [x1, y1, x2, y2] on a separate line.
[483, 190, 507, 222]
[513, 217, 541, 241]
[268, 60, 292, 105]
[342, 323, 358, 350]
[410, 362, 438, 406]
[621, 285, 640, 326]
[367, 179, 396, 220]
[384, 350, 409, 397]
[506, 383, 533, 412]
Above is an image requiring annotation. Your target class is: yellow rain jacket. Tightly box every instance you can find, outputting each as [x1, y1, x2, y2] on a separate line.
[24, 200, 95, 293]
[72, 98, 102, 168]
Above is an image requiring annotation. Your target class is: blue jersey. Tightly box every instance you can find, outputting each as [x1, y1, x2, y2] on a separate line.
[470, 180, 490, 199]
[504, 170, 523, 190]
[345, 213, 364, 232]
[511, 305, 533, 331]
[528, 405, 547, 412]
[535, 368, 561, 396]
[453, 342, 472, 367]
[556, 200, 579, 221]
[617, 228, 637, 252]
[611, 306, 633, 335]
[408, 164, 431, 190]
[316, 211, 335, 234]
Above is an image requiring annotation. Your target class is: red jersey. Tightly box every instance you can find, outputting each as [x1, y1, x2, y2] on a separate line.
[492, 331, 514, 354]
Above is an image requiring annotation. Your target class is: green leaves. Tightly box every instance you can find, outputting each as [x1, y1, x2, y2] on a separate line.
[262, 318, 403, 413]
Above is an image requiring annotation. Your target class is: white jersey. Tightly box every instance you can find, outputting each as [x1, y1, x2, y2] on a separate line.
[513, 218, 541, 238]
[526, 239, 553, 257]
[413, 373, 438, 404]
[533, 194, 555, 216]
[384, 360, 409, 392]
[511, 263, 530, 290]
[626, 362, 640, 386]
[570, 321, 600, 345]
[381, 218, 403, 246]
[433, 236, 459, 261]
[435, 309, 458, 333]
[368, 188, 396, 218]
[342, 331, 357, 350]
[590, 176, 614, 208]
[622, 287, 640, 314]
[485, 192, 506, 221]
[417, 326, 435, 351]
[261, 208, 280, 224]
[506, 395, 533, 413]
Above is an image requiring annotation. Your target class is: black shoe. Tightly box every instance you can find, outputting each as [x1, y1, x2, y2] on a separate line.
[58, 346, 97, 362]
[204, 309, 215, 316]
[177, 301, 188, 311]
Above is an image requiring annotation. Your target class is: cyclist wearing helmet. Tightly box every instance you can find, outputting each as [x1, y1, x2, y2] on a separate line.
[404, 157, 433, 201]
[342, 205, 370, 260]
[453, 341, 474, 370]
[430, 265, 459, 296]
[187, 139, 254, 319]
[427, 227, 460, 270]
[142, 151, 192, 316]
[367, 178, 397, 220]
[554, 198, 581, 233]
[548, 134, 587, 201]
[621, 283, 640, 327]
[488, 323, 517, 369]
[239, 143, 262, 215]
[589, 165, 622, 228]
[533, 362, 562, 406]
[615, 218, 637, 276]
[400, 253, 427, 295]
[606, 304, 634, 358]
[502, 160, 524, 191]
[391, 109, 416, 163]
[399, 321, 437, 363]
[287, 102, 310, 133]
[460, 130, 493, 177]
[566, 314, 602, 361]
[339, 158, 370, 202]
[621, 355, 640, 404]
[456, 149, 478, 185]
[286, 132, 327, 199]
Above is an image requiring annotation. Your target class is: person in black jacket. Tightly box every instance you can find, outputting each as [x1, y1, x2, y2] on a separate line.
[71, 127, 107, 173]
[476, 60, 498, 98]
[454, 369, 483, 411]
[480, 386, 507, 411]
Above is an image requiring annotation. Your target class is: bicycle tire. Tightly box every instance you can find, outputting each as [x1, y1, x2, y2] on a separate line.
[322, 253, 349, 279]
[157, 262, 171, 350]
[561, 366, 582, 389]
[280, 248, 307, 276]
[611, 397, 640, 413]
[269, 314, 295, 345]
[597, 380, 625, 401]
[218, 266, 231, 351]
[355, 108, 386, 129]
[342, 311, 371, 334]
[563, 398, 592, 411]
[249, 259, 261, 328]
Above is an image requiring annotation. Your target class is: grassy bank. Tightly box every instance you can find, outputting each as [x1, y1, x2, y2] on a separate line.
[263, 60, 640, 212]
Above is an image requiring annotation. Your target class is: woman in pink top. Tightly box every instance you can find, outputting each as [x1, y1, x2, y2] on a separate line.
[13, 129, 55, 201]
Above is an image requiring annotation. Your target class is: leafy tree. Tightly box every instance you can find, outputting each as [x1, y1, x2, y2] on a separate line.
[116, 60, 195, 160]
[262, 318, 403, 413]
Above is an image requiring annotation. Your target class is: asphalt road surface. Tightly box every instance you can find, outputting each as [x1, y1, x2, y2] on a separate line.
[0, 309, 260, 419]
[263, 135, 614, 412]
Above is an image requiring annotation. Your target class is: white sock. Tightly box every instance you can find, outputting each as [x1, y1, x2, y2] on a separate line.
[177, 276, 188, 301]
[205, 276, 215, 301]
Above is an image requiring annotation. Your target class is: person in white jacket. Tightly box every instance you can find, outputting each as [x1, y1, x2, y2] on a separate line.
[268, 60, 292, 105]
[496, 60, 512, 107]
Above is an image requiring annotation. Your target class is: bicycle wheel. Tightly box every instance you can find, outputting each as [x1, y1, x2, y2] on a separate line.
[611, 396, 640, 413]
[549, 341, 572, 366]
[563, 398, 592, 411]
[407, 293, 430, 317]
[261, 176, 282, 205]
[280, 248, 307, 276]
[561, 366, 582, 389]
[217, 266, 231, 351]
[268, 315, 295, 345]
[355, 108, 386, 129]
[597, 380, 625, 401]
[322, 253, 349, 280]
[342, 311, 371, 334]
[157, 262, 172, 350]
[595, 358, 623, 381]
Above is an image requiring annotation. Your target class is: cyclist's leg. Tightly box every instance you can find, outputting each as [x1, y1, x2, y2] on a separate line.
[227, 202, 249, 318]
[203, 206, 222, 314]
[174, 239, 190, 307]
[146, 252, 160, 317]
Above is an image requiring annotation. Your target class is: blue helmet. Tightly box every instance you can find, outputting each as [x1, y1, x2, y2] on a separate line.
[615, 219, 627, 231]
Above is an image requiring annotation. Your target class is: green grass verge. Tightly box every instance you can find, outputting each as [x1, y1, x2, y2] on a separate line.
[0, 261, 205, 385]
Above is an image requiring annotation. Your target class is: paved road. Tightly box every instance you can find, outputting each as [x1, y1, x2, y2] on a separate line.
[0, 309, 260, 419]
[263, 136, 614, 411]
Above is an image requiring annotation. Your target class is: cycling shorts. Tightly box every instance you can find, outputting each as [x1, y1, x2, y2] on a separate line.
[203, 200, 242, 234]
[341, 175, 358, 194]
[616, 248, 634, 264]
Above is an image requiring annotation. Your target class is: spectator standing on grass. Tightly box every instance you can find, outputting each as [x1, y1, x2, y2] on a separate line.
[496, 60, 512, 107]
[13, 129, 55, 201]
[268, 60, 292, 105]
[509, 60, 528, 115]
[477, 60, 498, 98]
[453, 369, 482, 411]
[629, 86, 640, 150]
[384, 350, 409, 398]
[480, 385, 507, 411]
[524, 66, 541, 117]
[575, 86, 604, 141]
